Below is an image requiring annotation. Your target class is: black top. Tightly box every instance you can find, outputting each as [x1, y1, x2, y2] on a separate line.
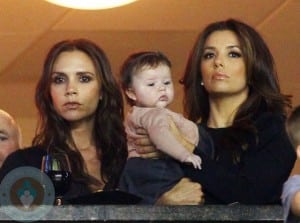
[183, 112, 296, 204]
[0, 146, 105, 199]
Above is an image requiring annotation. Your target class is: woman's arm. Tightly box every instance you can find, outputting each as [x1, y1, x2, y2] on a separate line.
[156, 178, 204, 205]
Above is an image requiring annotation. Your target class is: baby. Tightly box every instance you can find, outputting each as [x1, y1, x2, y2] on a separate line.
[119, 51, 201, 204]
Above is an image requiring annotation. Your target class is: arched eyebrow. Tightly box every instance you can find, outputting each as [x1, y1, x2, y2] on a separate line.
[51, 71, 64, 76]
[50, 71, 95, 76]
[203, 45, 241, 50]
[76, 71, 96, 76]
[227, 45, 241, 50]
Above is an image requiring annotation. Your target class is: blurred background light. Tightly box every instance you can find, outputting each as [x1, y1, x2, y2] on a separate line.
[45, 0, 137, 10]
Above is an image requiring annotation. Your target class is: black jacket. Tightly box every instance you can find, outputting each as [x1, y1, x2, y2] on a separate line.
[184, 112, 296, 204]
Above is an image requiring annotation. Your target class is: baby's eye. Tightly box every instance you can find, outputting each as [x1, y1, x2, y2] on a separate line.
[202, 52, 215, 60]
[0, 136, 8, 142]
[147, 83, 155, 87]
[229, 51, 242, 58]
[164, 81, 171, 85]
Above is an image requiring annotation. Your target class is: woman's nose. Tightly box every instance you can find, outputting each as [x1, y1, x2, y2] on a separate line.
[65, 82, 77, 96]
[214, 55, 224, 68]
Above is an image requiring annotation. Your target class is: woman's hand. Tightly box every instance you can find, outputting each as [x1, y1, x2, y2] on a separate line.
[156, 178, 204, 205]
[134, 117, 195, 158]
[134, 128, 164, 158]
[168, 117, 195, 153]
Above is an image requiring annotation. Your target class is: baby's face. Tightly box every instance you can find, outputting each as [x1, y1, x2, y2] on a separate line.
[128, 64, 174, 108]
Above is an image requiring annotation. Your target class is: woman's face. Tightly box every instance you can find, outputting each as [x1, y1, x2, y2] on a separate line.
[50, 50, 101, 123]
[200, 30, 248, 98]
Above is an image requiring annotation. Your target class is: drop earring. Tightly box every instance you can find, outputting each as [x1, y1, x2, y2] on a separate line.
[201, 81, 204, 86]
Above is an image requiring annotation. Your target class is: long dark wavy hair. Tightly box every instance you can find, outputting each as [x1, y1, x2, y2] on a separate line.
[33, 39, 127, 189]
[181, 19, 291, 161]
[182, 18, 291, 123]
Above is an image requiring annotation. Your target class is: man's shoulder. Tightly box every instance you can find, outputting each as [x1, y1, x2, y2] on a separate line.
[11, 145, 46, 158]
[0, 146, 46, 182]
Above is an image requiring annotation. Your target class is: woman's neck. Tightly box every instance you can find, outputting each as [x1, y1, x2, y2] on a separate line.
[69, 117, 104, 189]
[207, 92, 248, 128]
[69, 118, 95, 151]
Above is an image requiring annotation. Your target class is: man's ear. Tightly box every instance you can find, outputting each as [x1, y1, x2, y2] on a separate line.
[296, 145, 300, 159]
[125, 88, 137, 101]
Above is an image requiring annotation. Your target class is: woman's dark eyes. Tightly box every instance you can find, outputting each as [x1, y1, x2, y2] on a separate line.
[79, 76, 91, 83]
[52, 76, 65, 84]
[203, 53, 214, 59]
[202, 51, 242, 59]
[229, 52, 242, 58]
[52, 75, 92, 84]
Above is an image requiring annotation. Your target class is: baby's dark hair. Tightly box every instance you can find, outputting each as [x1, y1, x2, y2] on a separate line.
[286, 105, 300, 149]
[120, 51, 171, 106]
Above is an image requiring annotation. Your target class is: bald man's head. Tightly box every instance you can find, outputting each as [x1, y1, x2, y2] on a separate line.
[0, 109, 22, 167]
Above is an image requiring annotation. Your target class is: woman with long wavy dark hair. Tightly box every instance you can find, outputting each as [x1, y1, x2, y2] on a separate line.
[178, 18, 296, 204]
[134, 19, 296, 205]
[0, 39, 127, 198]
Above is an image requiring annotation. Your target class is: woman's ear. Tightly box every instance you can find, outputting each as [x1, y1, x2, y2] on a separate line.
[296, 145, 300, 159]
[125, 88, 137, 101]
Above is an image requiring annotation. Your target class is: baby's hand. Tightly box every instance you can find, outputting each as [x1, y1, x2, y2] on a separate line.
[184, 154, 202, 169]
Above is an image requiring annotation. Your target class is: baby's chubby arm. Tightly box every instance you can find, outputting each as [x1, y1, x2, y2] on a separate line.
[138, 107, 201, 168]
